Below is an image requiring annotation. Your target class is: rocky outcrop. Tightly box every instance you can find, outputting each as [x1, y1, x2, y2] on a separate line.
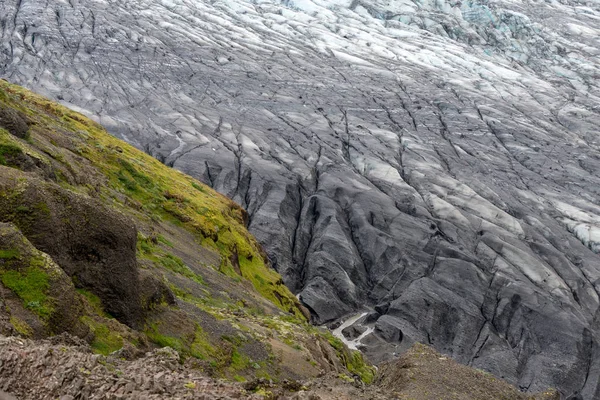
[0, 168, 144, 328]
[1, 0, 599, 396]
[0, 104, 28, 139]
[0, 222, 90, 338]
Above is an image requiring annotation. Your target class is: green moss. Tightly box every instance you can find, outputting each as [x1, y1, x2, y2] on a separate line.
[117, 170, 138, 192]
[169, 283, 234, 314]
[15, 205, 29, 213]
[145, 323, 185, 353]
[158, 253, 205, 285]
[137, 234, 157, 256]
[222, 333, 246, 347]
[149, 332, 185, 352]
[346, 351, 375, 384]
[81, 316, 124, 355]
[0, 249, 20, 260]
[0, 264, 53, 320]
[229, 349, 250, 371]
[118, 159, 154, 189]
[157, 234, 174, 248]
[0, 88, 9, 103]
[191, 182, 206, 193]
[0, 143, 22, 166]
[158, 253, 185, 271]
[184, 381, 196, 389]
[255, 371, 272, 381]
[34, 202, 50, 215]
[323, 332, 375, 384]
[239, 255, 303, 319]
[77, 288, 112, 318]
[325, 333, 345, 352]
[10, 315, 33, 337]
[190, 325, 217, 360]
[145, 320, 256, 377]
[338, 373, 354, 383]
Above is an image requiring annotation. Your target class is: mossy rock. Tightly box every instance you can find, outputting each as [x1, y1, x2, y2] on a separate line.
[0, 222, 89, 337]
[0, 104, 29, 139]
[0, 168, 146, 328]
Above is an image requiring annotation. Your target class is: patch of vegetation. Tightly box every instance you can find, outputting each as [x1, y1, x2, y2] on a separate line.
[222, 333, 247, 347]
[338, 373, 354, 383]
[117, 170, 138, 192]
[0, 249, 20, 260]
[146, 322, 218, 362]
[158, 252, 186, 272]
[136, 233, 157, 257]
[148, 331, 185, 352]
[168, 283, 237, 316]
[34, 202, 51, 216]
[77, 288, 112, 318]
[158, 253, 206, 285]
[325, 332, 375, 384]
[81, 316, 124, 355]
[10, 315, 33, 337]
[0, 142, 22, 166]
[118, 159, 154, 189]
[229, 349, 250, 371]
[0, 263, 53, 320]
[157, 234, 174, 248]
[184, 381, 196, 389]
[145, 319, 262, 378]
[138, 234, 207, 285]
[346, 351, 375, 384]
[190, 326, 217, 360]
[191, 182, 206, 193]
[239, 255, 303, 318]
[145, 322, 186, 353]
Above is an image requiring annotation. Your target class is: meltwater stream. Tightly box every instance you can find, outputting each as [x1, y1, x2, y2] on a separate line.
[331, 313, 374, 351]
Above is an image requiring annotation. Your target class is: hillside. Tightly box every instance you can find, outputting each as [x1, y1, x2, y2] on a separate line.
[0, 79, 373, 386]
[0, 335, 560, 399]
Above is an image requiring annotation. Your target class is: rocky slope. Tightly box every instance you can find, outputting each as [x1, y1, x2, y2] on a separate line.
[0, 80, 374, 386]
[0, 334, 559, 400]
[1, 0, 600, 397]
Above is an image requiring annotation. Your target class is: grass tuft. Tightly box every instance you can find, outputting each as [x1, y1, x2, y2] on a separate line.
[0, 263, 53, 320]
[0, 143, 22, 166]
[81, 316, 124, 355]
[10, 316, 33, 337]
